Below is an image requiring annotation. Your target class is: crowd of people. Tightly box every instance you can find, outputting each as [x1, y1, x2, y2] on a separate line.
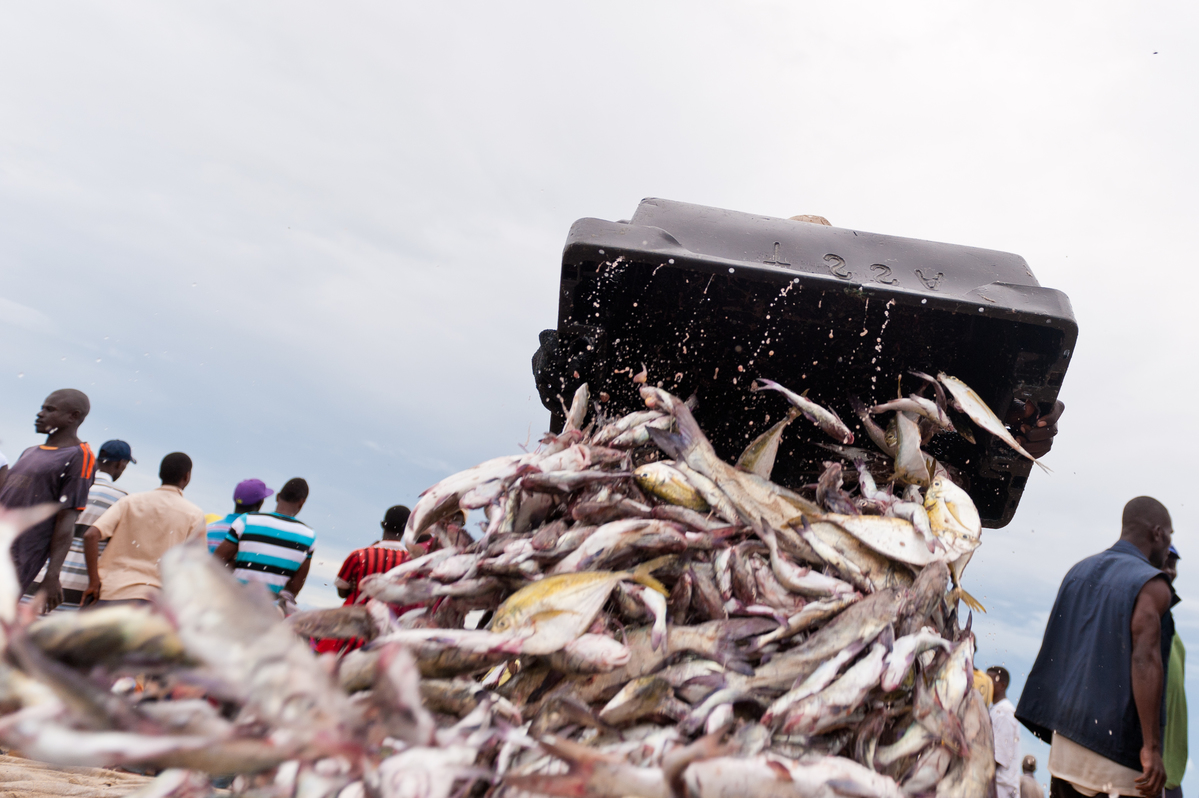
[0, 389, 1191, 798]
[0, 389, 419, 625]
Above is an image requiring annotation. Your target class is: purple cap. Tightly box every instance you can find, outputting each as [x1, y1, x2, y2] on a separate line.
[233, 479, 274, 506]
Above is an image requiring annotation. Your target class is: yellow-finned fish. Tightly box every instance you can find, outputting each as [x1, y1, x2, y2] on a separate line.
[490, 557, 671, 655]
[633, 462, 709, 512]
[736, 408, 801, 479]
[925, 474, 985, 612]
[937, 373, 1051, 472]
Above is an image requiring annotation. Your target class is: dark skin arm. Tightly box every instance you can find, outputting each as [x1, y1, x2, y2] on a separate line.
[1130, 575, 1172, 797]
[284, 557, 312, 597]
[39, 508, 78, 612]
[81, 525, 102, 606]
[213, 539, 238, 567]
[337, 585, 351, 599]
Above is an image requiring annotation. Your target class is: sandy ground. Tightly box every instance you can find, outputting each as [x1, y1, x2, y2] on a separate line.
[0, 755, 154, 797]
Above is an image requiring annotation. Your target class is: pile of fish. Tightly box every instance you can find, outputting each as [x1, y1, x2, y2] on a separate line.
[0, 371, 1039, 797]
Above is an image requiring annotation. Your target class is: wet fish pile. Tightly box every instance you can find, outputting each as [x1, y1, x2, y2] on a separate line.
[0, 372, 1032, 797]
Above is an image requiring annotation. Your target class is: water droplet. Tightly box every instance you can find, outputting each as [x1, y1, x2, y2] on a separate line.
[668, 259, 675, 264]
[95, 358, 101, 363]
[921, 299, 927, 305]
[728, 268, 735, 273]
[17, 372, 23, 379]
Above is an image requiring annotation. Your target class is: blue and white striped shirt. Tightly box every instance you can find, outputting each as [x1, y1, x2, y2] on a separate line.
[225, 512, 315, 594]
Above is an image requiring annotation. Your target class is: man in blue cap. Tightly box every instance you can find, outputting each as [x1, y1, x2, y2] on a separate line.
[25, 438, 134, 611]
[205, 479, 274, 553]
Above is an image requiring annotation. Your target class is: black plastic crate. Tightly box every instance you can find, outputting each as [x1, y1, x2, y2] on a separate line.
[535, 198, 1077, 527]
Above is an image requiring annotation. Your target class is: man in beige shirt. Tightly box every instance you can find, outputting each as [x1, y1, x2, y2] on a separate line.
[81, 452, 206, 605]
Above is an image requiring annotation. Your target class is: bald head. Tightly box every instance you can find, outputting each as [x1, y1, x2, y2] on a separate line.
[1121, 496, 1173, 567]
[47, 389, 90, 419]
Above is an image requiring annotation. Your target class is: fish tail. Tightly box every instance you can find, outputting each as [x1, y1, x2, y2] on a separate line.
[950, 586, 986, 613]
[1033, 458, 1052, 474]
[630, 555, 673, 596]
[647, 427, 686, 460]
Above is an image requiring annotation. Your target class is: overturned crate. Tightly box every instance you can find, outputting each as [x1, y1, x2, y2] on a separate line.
[535, 198, 1077, 527]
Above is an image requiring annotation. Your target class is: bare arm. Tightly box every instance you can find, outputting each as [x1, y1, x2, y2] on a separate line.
[39, 508, 78, 612]
[1131, 575, 1172, 797]
[81, 526, 102, 606]
[284, 557, 312, 597]
[213, 539, 238, 567]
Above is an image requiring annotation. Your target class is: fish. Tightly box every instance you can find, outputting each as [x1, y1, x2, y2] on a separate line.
[757, 526, 855, 599]
[748, 588, 905, 693]
[750, 379, 854, 445]
[287, 605, 377, 641]
[746, 595, 858, 650]
[850, 396, 898, 458]
[521, 470, 632, 494]
[821, 514, 944, 568]
[935, 689, 995, 798]
[880, 629, 952, 692]
[634, 462, 711, 512]
[870, 396, 955, 432]
[642, 387, 823, 529]
[593, 410, 669, 446]
[505, 734, 670, 798]
[368, 628, 524, 678]
[27, 605, 188, 668]
[815, 462, 860, 516]
[550, 520, 686, 574]
[402, 453, 539, 549]
[937, 373, 1050, 472]
[774, 642, 889, 735]
[682, 753, 903, 798]
[924, 476, 984, 611]
[761, 640, 867, 726]
[599, 676, 689, 726]
[563, 383, 591, 433]
[158, 544, 360, 750]
[546, 633, 632, 674]
[893, 411, 930, 487]
[736, 408, 801, 479]
[359, 576, 504, 608]
[670, 462, 743, 527]
[900, 745, 954, 796]
[800, 520, 914, 594]
[489, 557, 670, 655]
[897, 560, 950, 637]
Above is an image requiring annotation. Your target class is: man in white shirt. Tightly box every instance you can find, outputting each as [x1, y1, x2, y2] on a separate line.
[990, 665, 1022, 798]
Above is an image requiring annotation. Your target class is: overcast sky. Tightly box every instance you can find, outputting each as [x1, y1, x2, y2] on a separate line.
[2, 2, 1196, 788]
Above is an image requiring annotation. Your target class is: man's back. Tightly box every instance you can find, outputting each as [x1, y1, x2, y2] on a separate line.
[991, 697, 1021, 798]
[226, 512, 316, 594]
[92, 485, 205, 601]
[1017, 539, 1173, 771]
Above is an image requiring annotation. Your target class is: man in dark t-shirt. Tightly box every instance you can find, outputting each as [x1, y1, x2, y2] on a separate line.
[0, 389, 94, 609]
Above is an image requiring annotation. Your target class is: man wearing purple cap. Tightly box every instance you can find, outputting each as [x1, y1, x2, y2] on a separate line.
[205, 479, 274, 554]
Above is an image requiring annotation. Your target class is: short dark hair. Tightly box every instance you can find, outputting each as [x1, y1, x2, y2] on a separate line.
[278, 478, 309, 503]
[383, 505, 411, 530]
[159, 452, 192, 486]
[987, 666, 1011, 688]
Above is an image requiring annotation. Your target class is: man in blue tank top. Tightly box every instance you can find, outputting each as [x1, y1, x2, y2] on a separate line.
[1017, 496, 1178, 798]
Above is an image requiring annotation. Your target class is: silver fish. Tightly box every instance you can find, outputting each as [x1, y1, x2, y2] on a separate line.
[750, 379, 854, 445]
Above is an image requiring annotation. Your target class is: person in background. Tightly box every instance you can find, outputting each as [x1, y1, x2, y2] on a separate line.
[215, 478, 315, 601]
[0, 448, 9, 492]
[82, 452, 206, 606]
[1017, 496, 1177, 798]
[26, 439, 135, 609]
[315, 505, 413, 655]
[1022, 756, 1046, 798]
[1163, 545, 1187, 798]
[0, 390, 95, 610]
[989, 665, 1021, 798]
[205, 479, 274, 553]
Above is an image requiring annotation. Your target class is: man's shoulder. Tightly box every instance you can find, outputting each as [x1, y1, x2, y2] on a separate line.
[244, 513, 315, 536]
